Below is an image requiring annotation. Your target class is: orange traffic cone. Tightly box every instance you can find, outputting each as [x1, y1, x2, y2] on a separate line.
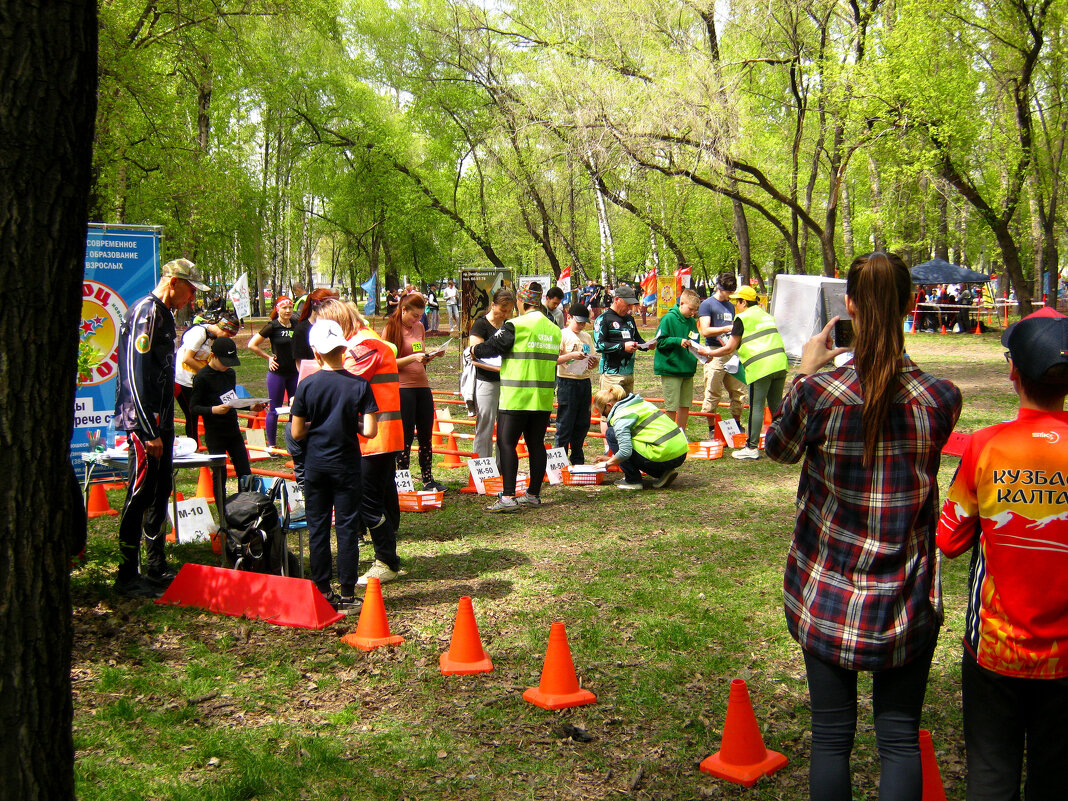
[341, 577, 405, 651]
[460, 457, 480, 494]
[919, 729, 948, 801]
[432, 409, 445, 446]
[940, 323, 947, 335]
[195, 466, 215, 503]
[174, 491, 184, 502]
[86, 483, 118, 519]
[699, 679, 788, 786]
[763, 406, 772, 426]
[974, 318, 982, 335]
[523, 622, 596, 710]
[516, 436, 529, 459]
[440, 596, 493, 675]
[251, 409, 266, 429]
[440, 434, 464, 469]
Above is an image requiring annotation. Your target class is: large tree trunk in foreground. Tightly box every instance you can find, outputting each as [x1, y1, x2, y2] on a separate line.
[0, 2, 98, 798]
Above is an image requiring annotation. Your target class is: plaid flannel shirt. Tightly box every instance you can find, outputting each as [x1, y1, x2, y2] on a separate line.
[765, 356, 961, 671]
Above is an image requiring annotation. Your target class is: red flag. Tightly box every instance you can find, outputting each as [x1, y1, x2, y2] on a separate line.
[641, 269, 657, 294]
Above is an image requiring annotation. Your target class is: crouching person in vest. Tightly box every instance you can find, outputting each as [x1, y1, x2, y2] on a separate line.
[593, 385, 688, 490]
[707, 286, 788, 460]
[471, 282, 562, 513]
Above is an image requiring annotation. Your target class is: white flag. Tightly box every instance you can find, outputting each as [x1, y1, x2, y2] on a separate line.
[228, 272, 251, 319]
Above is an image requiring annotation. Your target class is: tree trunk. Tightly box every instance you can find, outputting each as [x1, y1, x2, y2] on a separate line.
[0, 2, 96, 799]
[841, 180, 855, 264]
[730, 181, 752, 282]
[868, 155, 884, 252]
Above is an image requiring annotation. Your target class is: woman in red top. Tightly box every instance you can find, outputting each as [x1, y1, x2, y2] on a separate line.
[765, 252, 961, 801]
[382, 292, 446, 492]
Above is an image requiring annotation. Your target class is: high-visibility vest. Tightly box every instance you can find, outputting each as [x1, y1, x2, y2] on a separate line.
[735, 305, 788, 385]
[345, 329, 404, 455]
[499, 310, 562, 412]
[608, 396, 689, 461]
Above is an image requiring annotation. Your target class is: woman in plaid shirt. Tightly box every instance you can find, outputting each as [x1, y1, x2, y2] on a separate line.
[765, 252, 961, 801]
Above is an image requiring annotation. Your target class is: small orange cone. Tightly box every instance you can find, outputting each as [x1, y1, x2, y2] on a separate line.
[86, 483, 119, 519]
[974, 317, 982, 335]
[699, 679, 788, 786]
[440, 596, 493, 675]
[251, 409, 266, 429]
[523, 622, 596, 710]
[460, 457, 480, 494]
[174, 490, 184, 502]
[440, 434, 464, 469]
[195, 467, 215, 503]
[763, 406, 772, 426]
[341, 577, 405, 651]
[516, 436, 528, 459]
[940, 323, 947, 335]
[919, 729, 948, 801]
[432, 409, 445, 446]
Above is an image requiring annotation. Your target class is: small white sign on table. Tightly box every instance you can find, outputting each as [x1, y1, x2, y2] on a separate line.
[166, 498, 217, 543]
[395, 469, 416, 493]
[544, 447, 570, 485]
[467, 457, 499, 495]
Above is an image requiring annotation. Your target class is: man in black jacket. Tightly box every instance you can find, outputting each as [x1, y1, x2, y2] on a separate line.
[595, 285, 647, 394]
[114, 258, 207, 598]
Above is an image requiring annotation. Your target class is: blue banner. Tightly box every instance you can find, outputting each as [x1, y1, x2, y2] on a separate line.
[361, 272, 378, 315]
[72, 225, 161, 477]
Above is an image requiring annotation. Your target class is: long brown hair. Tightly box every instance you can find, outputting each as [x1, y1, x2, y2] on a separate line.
[846, 252, 913, 463]
[298, 288, 339, 323]
[383, 292, 426, 351]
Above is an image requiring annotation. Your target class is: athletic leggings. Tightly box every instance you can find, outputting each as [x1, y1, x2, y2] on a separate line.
[265, 370, 298, 447]
[496, 410, 550, 497]
[117, 429, 173, 582]
[398, 387, 436, 484]
[803, 633, 936, 801]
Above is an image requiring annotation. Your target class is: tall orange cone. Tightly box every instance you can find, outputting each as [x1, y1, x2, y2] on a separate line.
[699, 679, 788, 786]
[86, 483, 119, 519]
[460, 457, 480, 494]
[440, 596, 493, 674]
[341, 577, 405, 651]
[523, 622, 596, 710]
[919, 729, 948, 801]
[440, 434, 464, 469]
[195, 466, 215, 503]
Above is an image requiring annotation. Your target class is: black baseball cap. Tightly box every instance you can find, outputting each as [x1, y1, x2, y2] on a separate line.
[211, 336, 241, 367]
[568, 303, 591, 322]
[1001, 307, 1068, 384]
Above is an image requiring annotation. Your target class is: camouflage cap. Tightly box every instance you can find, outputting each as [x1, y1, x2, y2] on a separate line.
[161, 258, 209, 292]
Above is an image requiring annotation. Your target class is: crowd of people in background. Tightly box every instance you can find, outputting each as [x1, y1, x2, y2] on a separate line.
[107, 257, 1068, 800]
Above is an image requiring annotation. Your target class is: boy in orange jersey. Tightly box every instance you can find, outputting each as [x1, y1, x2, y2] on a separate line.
[937, 307, 1068, 801]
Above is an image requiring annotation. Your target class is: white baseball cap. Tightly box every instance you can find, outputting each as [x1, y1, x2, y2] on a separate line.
[309, 319, 346, 355]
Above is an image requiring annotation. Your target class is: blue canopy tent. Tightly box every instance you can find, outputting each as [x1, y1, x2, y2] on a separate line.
[910, 257, 991, 284]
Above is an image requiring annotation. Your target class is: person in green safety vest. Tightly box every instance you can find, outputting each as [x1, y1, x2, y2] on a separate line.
[471, 282, 562, 513]
[592, 385, 688, 490]
[707, 285, 788, 460]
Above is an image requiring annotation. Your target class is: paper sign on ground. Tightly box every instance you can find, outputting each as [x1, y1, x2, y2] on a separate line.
[436, 406, 454, 435]
[395, 470, 415, 493]
[718, 417, 743, 442]
[245, 427, 267, 452]
[467, 457, 499, 495]
[284, 479, 305, 519]
[544, 447, 570, 485]
[167, 498, 217, 543]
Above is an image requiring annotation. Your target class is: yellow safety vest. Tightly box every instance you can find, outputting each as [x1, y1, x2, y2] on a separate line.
[499, 311, 562, 412]
[735, 306, 788, 384]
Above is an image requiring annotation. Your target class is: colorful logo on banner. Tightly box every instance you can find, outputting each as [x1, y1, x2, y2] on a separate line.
[79, 280, 127, 386]
[657, 276, 677, 318]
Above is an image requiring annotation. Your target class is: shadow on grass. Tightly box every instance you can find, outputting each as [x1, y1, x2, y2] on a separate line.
[402, 546, 530, 582]
[388, 576, 514, 611]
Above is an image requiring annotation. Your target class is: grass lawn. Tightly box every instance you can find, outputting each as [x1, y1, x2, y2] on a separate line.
[72, 324, 1013, 800]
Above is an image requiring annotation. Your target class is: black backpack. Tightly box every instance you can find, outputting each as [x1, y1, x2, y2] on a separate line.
[224, 481, 287, 574]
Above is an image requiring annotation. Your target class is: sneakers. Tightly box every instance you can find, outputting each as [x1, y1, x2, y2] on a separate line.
[144, 565, 178, 586]
[485, 495, 520, 513]
[423, 480, 447, 493]
[652, 470, 679, 489]
[357, 560, 400, 586]
[516, 493, 541, 508]
[616, 481, 644, 491]
[337, 594, 363, 611]
[114, 575, 165, 599]
[319, 589, 351, 614]
[732, 446, 761, 460]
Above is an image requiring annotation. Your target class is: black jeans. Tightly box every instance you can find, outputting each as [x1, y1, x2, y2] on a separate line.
[204, 425, 251, 480]
[802, 634, 936, 801]
[359, 452, 400, 571]
[496, 410, 550, 497]
[554, 377, 592, 465]
[962, 649, 1068, 801]
[303, 465, 360, 593]
[117, 428, 173, 581]
[399, 387, 436, 483]
[604, 427, 686, 484]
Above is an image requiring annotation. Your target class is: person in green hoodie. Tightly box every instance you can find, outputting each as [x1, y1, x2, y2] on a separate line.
[653, 288, 702, 432]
